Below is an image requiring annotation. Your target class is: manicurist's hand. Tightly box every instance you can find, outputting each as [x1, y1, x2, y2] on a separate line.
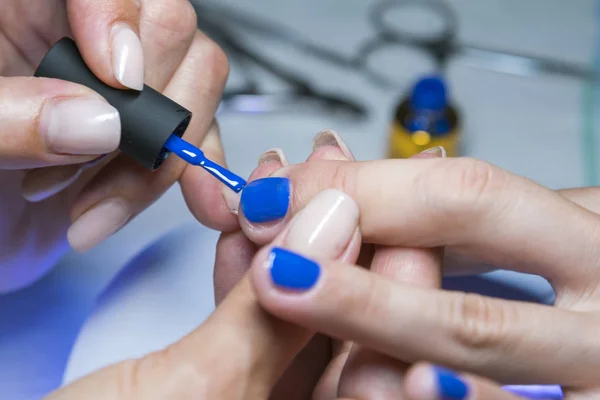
[235, 140, 600, 398]
[0, 0, 235, 293]
[45, 187, 361, 400]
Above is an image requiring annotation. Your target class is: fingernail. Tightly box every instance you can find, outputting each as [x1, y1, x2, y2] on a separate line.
[268, 247, 321, 290]
[312, 129, 355, 160]
[111, 24, 144, 90]
[240, 177, 290, 223]
[258, 148, 288, 166]
[82, 154, 112, 170]
[434, 367, 469, 399]
[67, 198, 131, 252]
[41, 98, 121, 155]
[223, 149, 288, 215]
[414, 146, 446, 159]
[222, 188, 241, 215]
[285, 189, 358, 258]
[21, 165, 82, 202]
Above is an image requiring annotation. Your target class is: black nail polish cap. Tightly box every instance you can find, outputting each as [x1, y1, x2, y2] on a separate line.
[35, 37, 192, 170]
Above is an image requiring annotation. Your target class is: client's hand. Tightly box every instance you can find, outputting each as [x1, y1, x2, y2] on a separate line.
[45, 189, 360, 399]
[215, 130, 364, 398]
[215, 130, 445, 398]
[239, 144, 600, 399]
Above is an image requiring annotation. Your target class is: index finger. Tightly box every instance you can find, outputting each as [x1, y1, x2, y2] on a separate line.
[238, 158, 600, 291]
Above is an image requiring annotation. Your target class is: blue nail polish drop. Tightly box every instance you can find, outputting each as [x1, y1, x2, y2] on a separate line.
[435, 367, 469, 400]
[269, 248, 320, 290]
[240, 177, 290, 223]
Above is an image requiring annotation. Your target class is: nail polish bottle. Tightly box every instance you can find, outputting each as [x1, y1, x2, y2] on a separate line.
[388, 75, 461, 158]
[35, 37, 192, 171]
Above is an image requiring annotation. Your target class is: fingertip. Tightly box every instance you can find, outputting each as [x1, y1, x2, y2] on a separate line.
[310, 129, 356, 161]
[258, 148, 289, 167]
[410, 146, 447, 159]
[221, 186, 240, 215]
[180, 166, 239, 232]
[405, 364, 471, 400]
[239, 177, 290, 223]
[250, 246, 290, 311]
[404, 363, 438, 400]
[67, 0, 142, 90]
[237, 156, 292, 244]
[250, 245, 325, 323]
[110, 23, 144, 90]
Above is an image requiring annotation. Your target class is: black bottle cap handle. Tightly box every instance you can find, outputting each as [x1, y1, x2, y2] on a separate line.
[35, 37, 192, 170]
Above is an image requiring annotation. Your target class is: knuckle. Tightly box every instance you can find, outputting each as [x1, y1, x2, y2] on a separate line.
[451, 158, 503, 206]
[447, 293, 511, 350]
[417, 158, 506, 219]
[330, 162, 357, 196]
[288, 162, 357, 215]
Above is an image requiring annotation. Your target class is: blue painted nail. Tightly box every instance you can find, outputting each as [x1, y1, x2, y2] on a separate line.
[269, 247, 320, 290]
[240, 177, 290, 223]
[435, 367, 469, 400]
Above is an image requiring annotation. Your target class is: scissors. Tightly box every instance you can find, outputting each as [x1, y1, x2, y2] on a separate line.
[196, 0, 599, 117]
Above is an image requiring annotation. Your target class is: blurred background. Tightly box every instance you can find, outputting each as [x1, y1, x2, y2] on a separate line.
[1, 0, 599, 398]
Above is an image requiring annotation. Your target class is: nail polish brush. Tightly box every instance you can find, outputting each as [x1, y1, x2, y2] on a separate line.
[35, 37, 246, 193]
[163, 134, 245, 192]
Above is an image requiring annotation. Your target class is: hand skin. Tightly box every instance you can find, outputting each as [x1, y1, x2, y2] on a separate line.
[0, 0, 236, 293]
[44, 187, 361, 399]
[232, 143, 600, 398]
[216, 130, 600, 398]
[215, 133, 449, 399]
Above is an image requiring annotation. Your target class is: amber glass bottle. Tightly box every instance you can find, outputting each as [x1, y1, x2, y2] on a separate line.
[389, 75, 460, 158]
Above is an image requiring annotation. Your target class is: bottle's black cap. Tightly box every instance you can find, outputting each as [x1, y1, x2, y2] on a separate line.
[35, 37, 192, 170]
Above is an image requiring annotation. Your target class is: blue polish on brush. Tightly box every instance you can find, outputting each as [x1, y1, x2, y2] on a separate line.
[503, 385, 563, 399]
[164, 134, 246, 193]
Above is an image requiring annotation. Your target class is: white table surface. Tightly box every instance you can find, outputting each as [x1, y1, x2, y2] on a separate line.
[1, 0, 598, 398]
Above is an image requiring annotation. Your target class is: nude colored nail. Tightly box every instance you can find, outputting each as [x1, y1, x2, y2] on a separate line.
[21, 154, 113, 203]
[312, 129, 355, 160]
[222, 188, 241, 215]
[258, 148, 288, 166]
[21, 165, 82, 202]
[40, 98, 121, 155]
[67, 198, 131, 252]
[111, 24, 144, 90]
[285, 189, 359, 258]
[414, 146, 446, 158]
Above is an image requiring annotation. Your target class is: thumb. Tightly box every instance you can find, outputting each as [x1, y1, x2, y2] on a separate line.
[0, 77, 120, 170]
[404, 363, 524, 400]
[67, 0, 143, 90]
